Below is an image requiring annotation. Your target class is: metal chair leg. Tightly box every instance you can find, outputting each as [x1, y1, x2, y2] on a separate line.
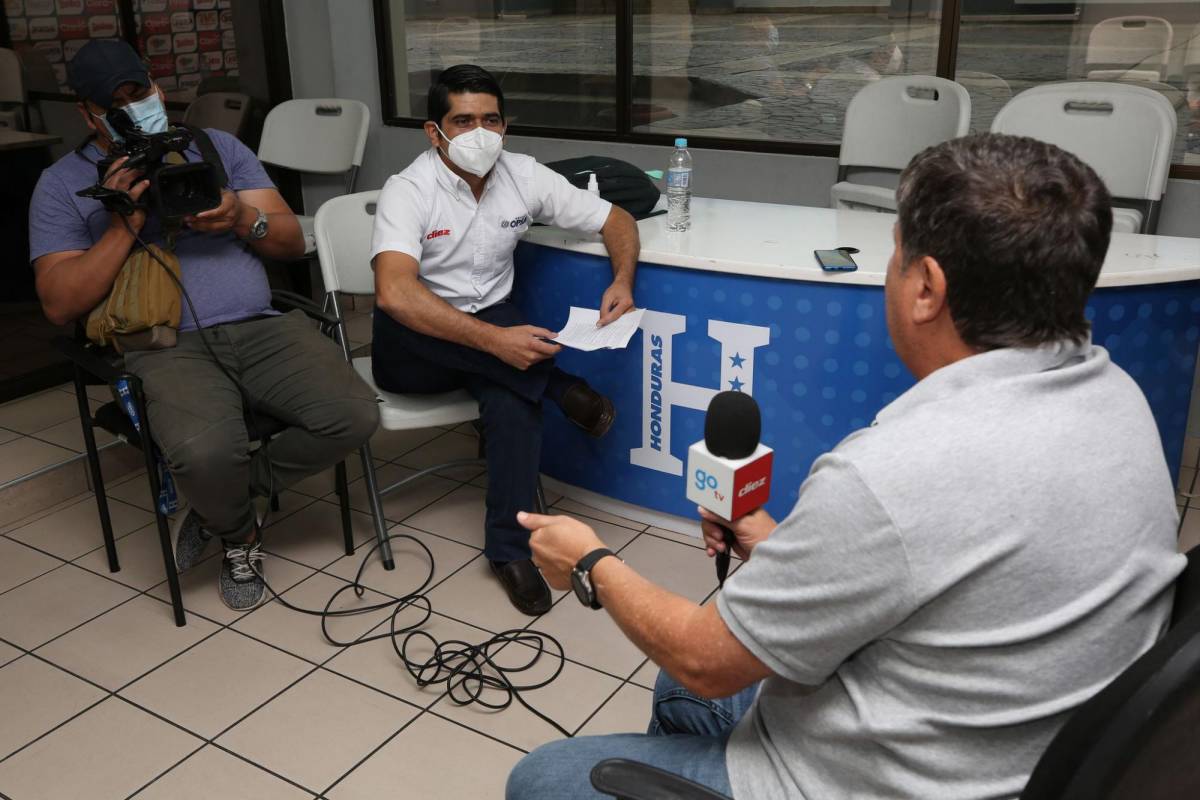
[358, 442, 395, 570]
[270, 493, 281, 512]
[335, 460, 354, 556]
[133, 388, 185, 626]
[536, 477, 548, 515]
[73, 366, 120, 573]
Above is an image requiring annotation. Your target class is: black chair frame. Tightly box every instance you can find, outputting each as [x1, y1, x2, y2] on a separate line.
[54, 290, 357, 626]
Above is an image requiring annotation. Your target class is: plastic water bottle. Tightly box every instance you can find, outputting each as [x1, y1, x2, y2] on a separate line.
[666, 137, 692, 232]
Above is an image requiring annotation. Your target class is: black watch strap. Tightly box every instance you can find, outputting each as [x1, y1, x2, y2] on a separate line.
[575, 547, 618, 609]
[576, 547, 616, 575]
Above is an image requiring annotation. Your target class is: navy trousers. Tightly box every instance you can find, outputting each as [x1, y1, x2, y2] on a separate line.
[371, 301, 562, 563]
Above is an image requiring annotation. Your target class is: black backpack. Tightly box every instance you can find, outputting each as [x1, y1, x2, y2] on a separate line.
[545, 156, 664, 220]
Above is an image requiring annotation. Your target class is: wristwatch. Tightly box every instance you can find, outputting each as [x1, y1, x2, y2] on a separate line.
[247, 207, 269, 240]
[571, 548, 619, 610]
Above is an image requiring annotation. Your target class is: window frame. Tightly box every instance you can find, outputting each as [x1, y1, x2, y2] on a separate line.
[371, 0, 1199, 180]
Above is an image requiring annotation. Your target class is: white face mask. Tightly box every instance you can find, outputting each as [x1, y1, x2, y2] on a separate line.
[436, 124, 504, 177]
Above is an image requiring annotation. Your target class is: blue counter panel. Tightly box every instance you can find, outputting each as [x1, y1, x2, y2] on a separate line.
[513, 242, 1200, 522]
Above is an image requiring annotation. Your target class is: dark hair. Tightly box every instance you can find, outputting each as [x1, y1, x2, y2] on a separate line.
[427, 64, 505, 125]
[896, 133, 1112, 350]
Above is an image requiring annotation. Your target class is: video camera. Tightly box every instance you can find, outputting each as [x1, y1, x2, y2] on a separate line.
[76, 106, 223, 225]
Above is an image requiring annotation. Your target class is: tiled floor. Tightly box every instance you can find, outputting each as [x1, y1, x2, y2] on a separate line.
[0, 421, 690, 799]
[1, 292, 1198, 797]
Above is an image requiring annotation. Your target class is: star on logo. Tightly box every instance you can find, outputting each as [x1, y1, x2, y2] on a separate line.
[729, 377, 745, 392]
[729, 352, 746, 368]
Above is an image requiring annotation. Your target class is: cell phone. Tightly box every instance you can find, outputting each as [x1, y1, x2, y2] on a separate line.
[814, 249, 858, 272]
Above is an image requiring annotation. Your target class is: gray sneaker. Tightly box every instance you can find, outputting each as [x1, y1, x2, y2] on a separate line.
[172, 507, 214, 572]
[219, 539, 267, 611]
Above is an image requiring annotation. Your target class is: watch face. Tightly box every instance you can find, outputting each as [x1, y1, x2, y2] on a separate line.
[570, 569, 592, 607]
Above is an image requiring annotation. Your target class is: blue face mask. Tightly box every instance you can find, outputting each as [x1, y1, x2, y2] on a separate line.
[94, 91, 169, 141]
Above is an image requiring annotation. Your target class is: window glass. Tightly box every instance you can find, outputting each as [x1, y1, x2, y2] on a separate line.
[955, 1, 1200, 165]
[385, 0, 617, 130]
[632, 1, 943, 143]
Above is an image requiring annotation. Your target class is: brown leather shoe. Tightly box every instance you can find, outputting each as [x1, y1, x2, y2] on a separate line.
[489, 559, 552, 616]
[560, 382, 616, 438]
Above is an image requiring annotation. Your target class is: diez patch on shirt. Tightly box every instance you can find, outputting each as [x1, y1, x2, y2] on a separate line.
[500, 215, 529, 230]
[426, 229, 451, 241]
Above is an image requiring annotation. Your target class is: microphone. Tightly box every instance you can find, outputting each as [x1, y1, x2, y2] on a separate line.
[686, 392, 773, 587]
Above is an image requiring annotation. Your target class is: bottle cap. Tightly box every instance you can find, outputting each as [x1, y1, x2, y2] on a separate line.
[587, 173, 600, 193]
[675, 137, 688, 148]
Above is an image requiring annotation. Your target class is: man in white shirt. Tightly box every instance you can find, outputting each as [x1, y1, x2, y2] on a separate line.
[370, 65, 641, 615]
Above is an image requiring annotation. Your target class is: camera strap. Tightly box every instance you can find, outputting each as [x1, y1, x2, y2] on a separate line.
[181, 124, 229, 189]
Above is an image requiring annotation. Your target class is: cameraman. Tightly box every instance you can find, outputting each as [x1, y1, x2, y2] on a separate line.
[28, 41, 379, 611]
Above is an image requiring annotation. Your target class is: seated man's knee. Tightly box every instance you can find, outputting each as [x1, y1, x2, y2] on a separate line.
[506, 738, 591, 800]
[479, 385, 540, 428]
[340, 397, 380, 447]
[167, 420, 248, 478]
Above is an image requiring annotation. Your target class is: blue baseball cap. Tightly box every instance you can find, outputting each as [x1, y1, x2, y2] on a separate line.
[67, 40, 150, 110]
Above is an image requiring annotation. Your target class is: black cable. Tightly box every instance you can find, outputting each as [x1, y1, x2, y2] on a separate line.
[256, 529, 573, 738]
[120, 214, 573, 737]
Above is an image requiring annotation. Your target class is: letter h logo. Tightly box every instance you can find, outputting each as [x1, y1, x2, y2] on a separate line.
[630, 310, 770, 476]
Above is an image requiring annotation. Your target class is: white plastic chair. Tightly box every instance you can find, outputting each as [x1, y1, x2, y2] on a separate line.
[831, 75, 971, 213]
[314, 191, 485, 569]
[991, 82, 1176, 234]
[1086, 16, 1173, 82]
[259, 98, 370, 254]
[0, 47, 27, 131]
[183, 92, 251, 140]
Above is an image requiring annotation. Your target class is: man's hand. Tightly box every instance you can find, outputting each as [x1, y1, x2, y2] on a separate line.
[488, 325, 562, 370]
[698, 507, 777, 561]
[518, 511, 606, 590]
[597, 280, 635, 327]
[185, 189, 247, 234]
[102, 156, 149, 234]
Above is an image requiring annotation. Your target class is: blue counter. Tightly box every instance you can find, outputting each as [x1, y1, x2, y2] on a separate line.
[514, 242, 1200, 523]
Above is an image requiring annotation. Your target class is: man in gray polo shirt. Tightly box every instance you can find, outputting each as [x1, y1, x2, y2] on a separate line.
[505, 134, 1186, 799]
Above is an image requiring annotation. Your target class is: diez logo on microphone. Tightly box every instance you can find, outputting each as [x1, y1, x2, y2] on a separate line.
[426, 229, 450, 241]
[738, 476, 766, 497]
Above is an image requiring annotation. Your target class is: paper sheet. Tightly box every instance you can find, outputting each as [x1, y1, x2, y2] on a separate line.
[552, 306, 646, 351]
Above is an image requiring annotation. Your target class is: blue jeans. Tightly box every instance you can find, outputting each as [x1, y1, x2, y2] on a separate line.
[506, 669, 759, 800]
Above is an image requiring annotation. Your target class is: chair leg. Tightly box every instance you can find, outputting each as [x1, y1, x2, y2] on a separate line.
[335, 460, 354, 556]
[535, 477, 548, 515]
[73, 367, 120, 573]
[358, 442, 395, 570]
[133, 390, 186, 626]
[270, 493, 280, 512]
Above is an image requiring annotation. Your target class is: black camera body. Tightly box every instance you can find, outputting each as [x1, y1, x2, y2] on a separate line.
[79, 108, 223, 225]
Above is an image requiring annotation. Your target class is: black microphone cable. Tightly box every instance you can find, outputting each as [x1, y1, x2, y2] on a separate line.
[122, 217, 574, 737]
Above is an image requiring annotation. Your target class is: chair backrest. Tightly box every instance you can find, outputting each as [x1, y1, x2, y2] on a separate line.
[1086, 16, 1173, 80]
[1186, 24, 1200, 77]
[956, 70, 1013, 134]
[314, 190, 380, 296]
[1020, 546, 1200, 800]
[839, 75, 971, 171]
[991, 82, 1176, 204]
[183, 92, 251, 140]
[0, 47, 23, 106]
[257, 98, 370, 176]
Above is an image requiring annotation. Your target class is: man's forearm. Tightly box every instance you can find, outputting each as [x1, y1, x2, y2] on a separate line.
[601, 209, 639, 286]
[589, 557, 721, 695]
[378, 275, 497, 352]
[232, 205, 305, 261]
[36, 224, 136, 325]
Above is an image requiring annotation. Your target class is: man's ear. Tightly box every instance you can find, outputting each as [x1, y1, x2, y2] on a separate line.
[76, 101, 97, 132]
[912, 255, 950, 326]
[423, 120, 440, 149]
